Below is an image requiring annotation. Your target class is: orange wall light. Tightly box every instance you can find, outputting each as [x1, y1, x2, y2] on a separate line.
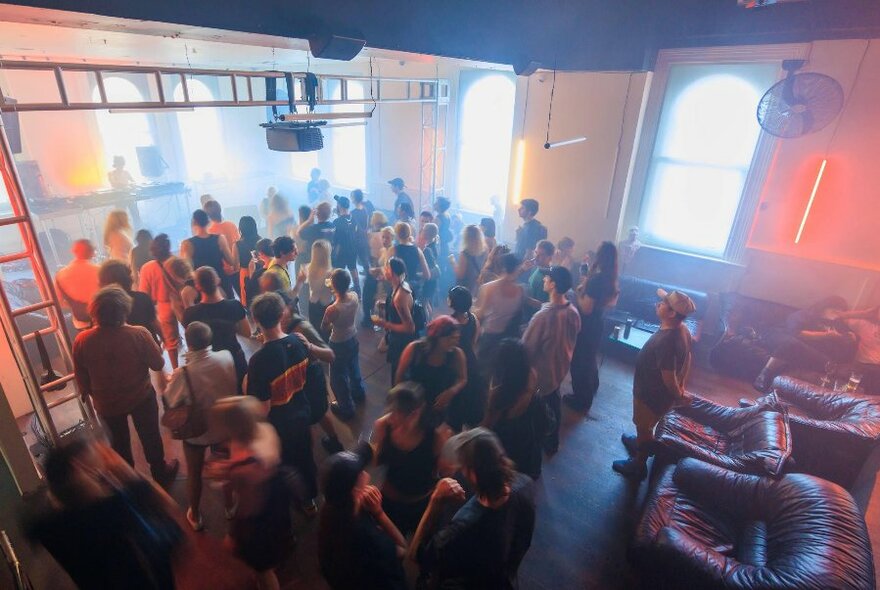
[794, 158, 827, 244]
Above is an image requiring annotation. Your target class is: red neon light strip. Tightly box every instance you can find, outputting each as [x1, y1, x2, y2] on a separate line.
[794, 159, 827, 244]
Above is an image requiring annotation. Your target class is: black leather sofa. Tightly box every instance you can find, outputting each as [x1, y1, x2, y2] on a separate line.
[653, 395, 791, 477]
[610, 275, 710, 341]
[634, 458, 876, 590]
[754, 376, 880, 488]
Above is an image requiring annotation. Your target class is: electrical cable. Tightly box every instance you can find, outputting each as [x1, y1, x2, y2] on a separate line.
[545, 60, 557, 146]
[824, 39, 870, 156]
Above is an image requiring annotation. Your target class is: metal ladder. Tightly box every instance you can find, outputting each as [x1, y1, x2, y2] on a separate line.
[0, 114, 95, 457]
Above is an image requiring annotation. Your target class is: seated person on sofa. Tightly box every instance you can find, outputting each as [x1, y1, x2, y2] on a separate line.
[834, 305, 880, 394]
[753, 296, 856, 392]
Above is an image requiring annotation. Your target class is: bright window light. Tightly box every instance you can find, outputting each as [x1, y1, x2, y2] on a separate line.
[640, 63, 778, 257]
[174, 79, 226, 182]
[329, 81, 367, 189]
[456, 73, 516, 214]
[92, 77, 153, 183]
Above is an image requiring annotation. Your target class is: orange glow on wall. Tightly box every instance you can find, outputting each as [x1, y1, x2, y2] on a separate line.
[794, 159, 827, 244]
[67, 163, 106, 190]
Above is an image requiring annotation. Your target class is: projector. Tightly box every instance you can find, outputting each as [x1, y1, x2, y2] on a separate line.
[261, 121, 325, 152]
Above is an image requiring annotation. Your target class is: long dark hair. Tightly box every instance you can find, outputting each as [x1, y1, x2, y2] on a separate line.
[483, 339, 532, 427]
[238, 216, 261, 250]
[591, 241, 618, 279]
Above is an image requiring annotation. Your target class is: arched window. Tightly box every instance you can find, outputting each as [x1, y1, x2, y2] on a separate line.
[639, 63, 778, 257]
[92, 77, 153, 183]
[455, 73, 516, 214]
[329, 81, 366, 189]
[174, 80, 225, 182]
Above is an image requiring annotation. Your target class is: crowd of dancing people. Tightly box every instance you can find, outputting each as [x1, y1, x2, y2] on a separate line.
[32, 171, 880, 589]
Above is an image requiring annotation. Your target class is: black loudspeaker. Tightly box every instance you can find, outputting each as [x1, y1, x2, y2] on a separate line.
[1, 98, 22, 154]
[136, 145, 168, 178]
[513, 60, 542, 77]
[17, 160, 46, 201]
[265, 126, 324, 152]
[309, 33, 366, 61]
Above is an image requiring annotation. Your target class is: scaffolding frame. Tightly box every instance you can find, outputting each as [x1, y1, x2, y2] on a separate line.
[0, 60, 450, 487]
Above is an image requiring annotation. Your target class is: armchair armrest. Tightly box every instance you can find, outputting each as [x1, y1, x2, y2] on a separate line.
[655, 526, 737, 585]
[673, 458, 762, 517]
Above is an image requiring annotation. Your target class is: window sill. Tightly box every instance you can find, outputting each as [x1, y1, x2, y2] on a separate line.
[639, 244, 746, 269]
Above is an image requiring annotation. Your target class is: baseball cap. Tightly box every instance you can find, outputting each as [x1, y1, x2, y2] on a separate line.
[657, 288, 696, 317]
[440, 427, 503, 468]
[539, 265, 573, 293]
[333, 194, 351, 209]
[388, 177, 405, 189]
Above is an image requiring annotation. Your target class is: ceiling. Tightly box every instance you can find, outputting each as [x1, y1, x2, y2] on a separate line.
[0, 0, 877, 71]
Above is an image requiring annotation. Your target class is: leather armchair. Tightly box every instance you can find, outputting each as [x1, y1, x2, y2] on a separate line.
[758, 376, 880, 487]
[634, 458, 876, 590]
[654, 395, 791, 476]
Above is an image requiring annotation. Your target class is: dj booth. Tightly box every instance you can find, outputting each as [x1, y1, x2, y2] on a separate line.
[28, 182, 191, 268]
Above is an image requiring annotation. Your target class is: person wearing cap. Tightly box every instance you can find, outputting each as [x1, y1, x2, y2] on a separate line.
[410, 428, 536, 589]
[388, 177, 413, 221]
[318, 444, 408, 590]
[613, 288, 695, 480]
[331, 194, 361, 292]
[521, 265, 581, 455]
[514, 198, 548, 261]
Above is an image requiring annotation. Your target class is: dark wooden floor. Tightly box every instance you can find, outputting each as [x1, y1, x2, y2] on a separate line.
[4, 325, 877, 589]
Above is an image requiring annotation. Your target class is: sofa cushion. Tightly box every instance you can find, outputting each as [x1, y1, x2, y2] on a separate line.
[655, 396, 791, 476]
[613, 275, 708, 340]
[634, 458, 876, 590]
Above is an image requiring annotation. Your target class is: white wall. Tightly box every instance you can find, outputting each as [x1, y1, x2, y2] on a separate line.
[502, 71, 650, 262]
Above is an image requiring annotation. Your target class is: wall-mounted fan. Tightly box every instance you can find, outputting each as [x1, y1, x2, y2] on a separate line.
[757, 60, 844, 138]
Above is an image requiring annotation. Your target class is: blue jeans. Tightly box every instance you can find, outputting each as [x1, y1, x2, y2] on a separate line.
[329, 337, 366, 413]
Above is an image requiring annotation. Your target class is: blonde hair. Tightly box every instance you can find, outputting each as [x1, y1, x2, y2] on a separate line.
[165, 256, 193, 283]
[422, 222, 438, 243]
[461, 224, 486, 257]
[103, 210, 132, 247]
[394, 221, 412, 242]
[380, 226, 395, 242]
[308, 239, 332, 285]
[370, 210, 388, 229]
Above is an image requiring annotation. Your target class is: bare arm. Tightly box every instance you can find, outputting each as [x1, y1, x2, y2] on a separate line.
[321, 303, 338, 334]
[179, 239, 193, 263]
[235, 317, 251, 339]
[395, 342, 417, 384]
[434, 348, 467, 411]
[418, 248, 431, 282]
[217, 235, 238, 271]
[576, 292, 596, 316]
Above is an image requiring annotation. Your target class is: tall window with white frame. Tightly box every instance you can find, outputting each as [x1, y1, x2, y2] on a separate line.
[330, 80, 367, 190]
[92, 77, 153, 184]
[174, 79, 226, 183]
[456, 72, 516, 215]
[639, 63, 778, 258]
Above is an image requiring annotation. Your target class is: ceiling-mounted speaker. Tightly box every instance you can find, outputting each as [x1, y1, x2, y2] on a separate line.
[309, 33, 366, 61]
[513, 59, 541, 77]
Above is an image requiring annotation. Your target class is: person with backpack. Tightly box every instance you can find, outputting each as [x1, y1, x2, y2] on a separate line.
[162, 321, 237, 531]
[350, 188, 375, 283]
[246, 292, 321, 513]
[331, 195, 360, 293]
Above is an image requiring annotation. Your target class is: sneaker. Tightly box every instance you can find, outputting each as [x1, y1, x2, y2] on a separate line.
[621, 434, 639, 457]
[330, 402, 355, 421]
[186, 508, 205, 532]
[321, 435, 344, 454]
[153, 459, 179, 489]
[612, 458, 647, 480]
